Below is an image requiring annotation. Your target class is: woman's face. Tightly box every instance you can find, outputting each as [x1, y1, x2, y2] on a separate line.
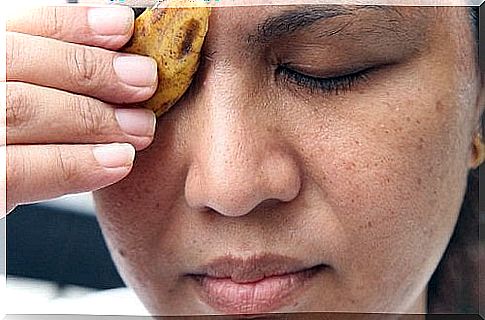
[93, 5, 482, 315]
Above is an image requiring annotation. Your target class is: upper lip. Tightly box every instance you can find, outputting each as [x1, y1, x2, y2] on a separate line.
[186, 253, 324, 284]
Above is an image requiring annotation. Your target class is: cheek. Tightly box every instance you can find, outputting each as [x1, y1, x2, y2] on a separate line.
[92, 115, 190, 284]
[291, 83, 470, 308]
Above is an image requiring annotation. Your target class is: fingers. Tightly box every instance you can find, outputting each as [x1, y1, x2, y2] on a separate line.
[7, 32, 158, 104]
[6, 82, 156, 150]
[6, 143, 135, 215]
[7, 6, 135, 50]
[3, 5, 160, 217]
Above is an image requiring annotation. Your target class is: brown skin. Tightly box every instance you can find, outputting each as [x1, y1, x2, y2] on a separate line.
[93, 6, 482, 315]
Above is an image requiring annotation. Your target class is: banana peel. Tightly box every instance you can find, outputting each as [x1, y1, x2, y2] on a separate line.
[123, 4, 211, 117]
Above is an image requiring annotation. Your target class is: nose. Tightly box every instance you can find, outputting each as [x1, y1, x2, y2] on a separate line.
[184, 70, 301, 218]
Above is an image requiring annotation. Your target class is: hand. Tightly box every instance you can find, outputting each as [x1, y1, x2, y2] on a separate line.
[5, 5, 158, 216]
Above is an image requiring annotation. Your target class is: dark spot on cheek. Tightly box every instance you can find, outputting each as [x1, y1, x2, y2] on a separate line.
[118, 249, 126, 258]
[345, 161, 357, 170]
[367, 221, 372, 228]
[418, 137, 425, 150]
[435, 100, 445, 113]
[417, 177, 422, 185]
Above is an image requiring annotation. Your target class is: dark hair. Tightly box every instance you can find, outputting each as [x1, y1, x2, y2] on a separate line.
[427, 6, 480, 314]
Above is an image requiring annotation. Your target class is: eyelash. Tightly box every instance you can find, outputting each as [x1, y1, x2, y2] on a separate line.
[276, 65, 371, 95]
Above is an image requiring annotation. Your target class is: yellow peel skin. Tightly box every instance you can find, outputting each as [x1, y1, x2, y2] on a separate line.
[123, 5, 211, 117]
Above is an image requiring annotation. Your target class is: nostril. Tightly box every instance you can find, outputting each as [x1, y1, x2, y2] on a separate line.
[258, 198, 284, 210]
[203, 200, 261, 218]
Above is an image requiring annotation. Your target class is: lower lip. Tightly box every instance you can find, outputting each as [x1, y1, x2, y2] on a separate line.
[190, 266, 324, 314]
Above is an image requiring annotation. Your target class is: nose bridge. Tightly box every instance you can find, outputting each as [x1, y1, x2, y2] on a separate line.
[184, 63, 301, 217]
[194, 58, 265, 172]
[191, 73, 268, 213]
[206, 110, 261, 178]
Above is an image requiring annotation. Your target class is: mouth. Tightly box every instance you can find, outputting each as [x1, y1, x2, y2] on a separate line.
[185, 254, 328, 314]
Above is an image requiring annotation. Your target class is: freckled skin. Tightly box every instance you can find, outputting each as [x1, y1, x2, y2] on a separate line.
[93, 6, 482, 316]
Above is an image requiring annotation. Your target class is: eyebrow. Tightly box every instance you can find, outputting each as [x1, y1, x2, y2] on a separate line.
[247, 5, 403, 44]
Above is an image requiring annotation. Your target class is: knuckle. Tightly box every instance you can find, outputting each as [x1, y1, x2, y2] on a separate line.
[69, 95, 111, 137]
[66, 46, 105, 92]
[53, 146, 80, 185]
[40, 7, 65, 39]
[6, 146, 27, 201]
[6, 32, 23, 77]
[6, 146, 19, 185]
[6, 33, 14, 74]
[6, 83, 36, 129]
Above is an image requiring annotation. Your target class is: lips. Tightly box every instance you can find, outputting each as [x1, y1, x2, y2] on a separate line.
[186, 254, 327, 314]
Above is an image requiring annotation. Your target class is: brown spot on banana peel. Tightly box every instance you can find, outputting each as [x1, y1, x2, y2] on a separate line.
[180, 19, 200, 57]
[122, 5, 211, 117]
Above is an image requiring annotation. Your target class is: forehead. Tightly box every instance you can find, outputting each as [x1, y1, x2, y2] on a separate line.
[199, 5, 444, 59]
[205, 5, 431, 36]
[199, 5, 475, 68]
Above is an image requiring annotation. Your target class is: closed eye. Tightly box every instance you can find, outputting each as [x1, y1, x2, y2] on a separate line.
[276, 65, 372, 95]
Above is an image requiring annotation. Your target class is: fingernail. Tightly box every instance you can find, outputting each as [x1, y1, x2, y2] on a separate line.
[113, 55, 158, 87]
[93, 143, 135, 168]
[88, 7, 134, 36]
[115, 108, 156, 137]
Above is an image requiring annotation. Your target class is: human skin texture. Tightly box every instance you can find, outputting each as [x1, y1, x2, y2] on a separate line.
[92, 5, 483, 316]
